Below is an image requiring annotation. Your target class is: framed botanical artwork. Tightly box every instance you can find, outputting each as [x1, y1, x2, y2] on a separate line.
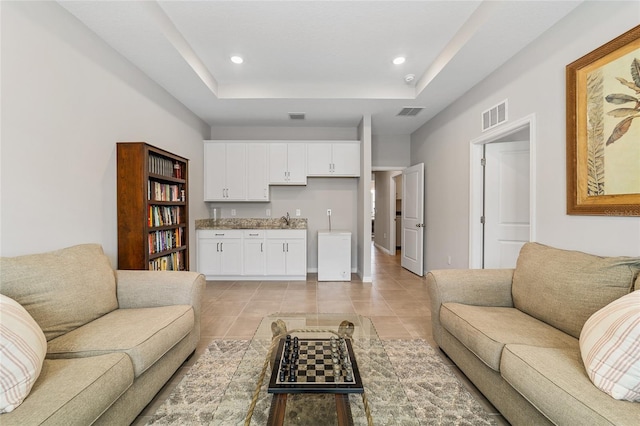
[566, 25, 640, 216]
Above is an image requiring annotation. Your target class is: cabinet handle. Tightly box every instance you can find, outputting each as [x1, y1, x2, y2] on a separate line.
[249, 233, 258, 236]
[220, 242, 223, 252]
[282, 243, 285, 252]
[216, 242, 220, 252]
[261, 242, 263, 252]
[286, 243, 289, 252]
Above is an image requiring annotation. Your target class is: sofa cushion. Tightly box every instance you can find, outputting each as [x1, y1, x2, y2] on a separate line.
[46, 305, 194, 377]
[440, 302, 578, 371]
[512, 242, 640, 339]
[501, 344, 640, 426]
[0, 244, 118, 341]
[0, 353, 133, 426]
[0, 295, 47, 413]
[580, 290, 640, 402]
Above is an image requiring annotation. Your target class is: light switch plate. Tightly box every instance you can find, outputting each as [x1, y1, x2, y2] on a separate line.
[295, 209, 301, 216]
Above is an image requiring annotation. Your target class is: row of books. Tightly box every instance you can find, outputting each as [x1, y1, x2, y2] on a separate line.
[148, 181, 185, 202]
[149, 252, 184, 271]
[148, 205, 183, 227]
[149, 154, 184, 179]
[148, 228, 184, 254]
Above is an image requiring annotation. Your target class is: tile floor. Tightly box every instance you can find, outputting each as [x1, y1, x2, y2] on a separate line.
[134, 245, 509, 425]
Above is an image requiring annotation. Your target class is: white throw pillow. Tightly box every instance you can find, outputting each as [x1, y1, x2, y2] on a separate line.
[0, 294, 47, 413]
[580, 290, 640, 402]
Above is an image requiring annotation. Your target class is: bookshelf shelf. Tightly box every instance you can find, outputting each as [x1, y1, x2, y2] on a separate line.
[117, 142, 189, 271]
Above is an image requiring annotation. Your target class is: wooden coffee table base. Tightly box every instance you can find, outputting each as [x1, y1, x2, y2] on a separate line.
[267, 394, 354, 426]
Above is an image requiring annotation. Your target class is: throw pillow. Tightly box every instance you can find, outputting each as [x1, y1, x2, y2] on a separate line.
[580, 290, 640, 402]
[0, 294, 47, 413]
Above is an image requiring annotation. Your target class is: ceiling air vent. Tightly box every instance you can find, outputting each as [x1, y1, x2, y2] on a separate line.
[397, 107, 424, 117]
[288, 112, 306, 120]
[482, 100, 508, 132]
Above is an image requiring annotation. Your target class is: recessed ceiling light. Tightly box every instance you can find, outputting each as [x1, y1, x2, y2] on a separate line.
[230, 56, 244, 64]
[393, 56, 406, 65]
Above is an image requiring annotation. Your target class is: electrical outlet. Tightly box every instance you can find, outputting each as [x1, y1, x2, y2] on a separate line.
[266, 209, 271, 217]
[295, 209, 301, 216]
[231, 209, 236, 217]
[327, 209, 332, 216]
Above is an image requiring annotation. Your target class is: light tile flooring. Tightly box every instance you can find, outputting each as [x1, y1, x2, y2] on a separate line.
[134, 245, 509, 425]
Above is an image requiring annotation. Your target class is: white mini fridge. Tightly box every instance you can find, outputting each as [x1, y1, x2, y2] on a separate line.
[318, 230, 351, 281]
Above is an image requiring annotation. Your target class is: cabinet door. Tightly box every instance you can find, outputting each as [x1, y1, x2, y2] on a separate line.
[306, 143, 332, 176]
[224, 143, 247, 200]
[220, 239, 243, 275]
[285, 238, 307, 276]
[268, 143, 289, 184]
[332, 143, 360, 176]
[286, 143, 307, 184]
[247, 143, 269, 201]
[198, 238, 221, 275]
[244, 238, 265, 275]
[204, 142, 226, 201]
[266, 239, 287, 275]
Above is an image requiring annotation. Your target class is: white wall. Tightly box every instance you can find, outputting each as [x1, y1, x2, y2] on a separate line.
[411, 1, 640, 272]
[372, 134, 411, 168]
[357, 116, 373, 281]
[208, 126, 360, 271]
[0, 1, 210, 267]
[212, 126, 357, 141]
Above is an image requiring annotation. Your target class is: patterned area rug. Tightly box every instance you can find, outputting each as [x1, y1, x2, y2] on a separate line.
[147, 339, 497, 425]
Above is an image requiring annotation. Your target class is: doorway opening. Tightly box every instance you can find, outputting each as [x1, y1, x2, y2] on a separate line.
[469, 114, 537, 269]
[371, 169, 402, 256]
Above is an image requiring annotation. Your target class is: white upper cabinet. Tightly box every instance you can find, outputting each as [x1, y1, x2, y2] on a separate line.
[204, 141, 270, 202]
[269, 143, 307, 185]
[246, 143, 269, 201]
[306, 141, 360, 177]
[204, 141, 246, 201]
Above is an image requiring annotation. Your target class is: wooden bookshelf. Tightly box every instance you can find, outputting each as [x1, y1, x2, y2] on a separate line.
[117, 142, 189, 271]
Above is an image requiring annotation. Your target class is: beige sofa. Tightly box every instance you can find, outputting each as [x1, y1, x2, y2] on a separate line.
[0, 244, 204, 425]
[427, 242, 640, 426]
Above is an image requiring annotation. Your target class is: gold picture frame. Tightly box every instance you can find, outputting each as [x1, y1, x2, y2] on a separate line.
[566, 25, 640, 216]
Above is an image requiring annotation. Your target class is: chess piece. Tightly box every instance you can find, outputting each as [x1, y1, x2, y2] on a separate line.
[338, 320, 355, 338]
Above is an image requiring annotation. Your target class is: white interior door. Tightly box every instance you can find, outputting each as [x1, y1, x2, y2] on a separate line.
[484, 141, 530, 268]
[401, 163, 424, 276]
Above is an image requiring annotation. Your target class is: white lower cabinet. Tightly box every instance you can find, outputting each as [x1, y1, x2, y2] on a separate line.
[198, 229, 306, 280]
[197, 230, 243, 276]
[243, 230, 266, 276]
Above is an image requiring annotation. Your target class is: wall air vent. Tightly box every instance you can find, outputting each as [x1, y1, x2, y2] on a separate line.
[481, 100, 508, 132]
[397, 107, 425, 117]
[288, 112, 306, 120]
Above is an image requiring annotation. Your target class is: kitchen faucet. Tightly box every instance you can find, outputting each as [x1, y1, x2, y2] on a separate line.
[281, 212, 291, 226]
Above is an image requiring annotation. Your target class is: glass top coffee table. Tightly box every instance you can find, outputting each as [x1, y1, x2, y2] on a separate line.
[214, 313, 419, 426]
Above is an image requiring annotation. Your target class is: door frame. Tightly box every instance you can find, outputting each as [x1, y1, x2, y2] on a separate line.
[469, 114, 537, 269]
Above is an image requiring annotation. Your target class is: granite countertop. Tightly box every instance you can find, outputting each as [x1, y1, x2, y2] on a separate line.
[196, 218, 307, 230]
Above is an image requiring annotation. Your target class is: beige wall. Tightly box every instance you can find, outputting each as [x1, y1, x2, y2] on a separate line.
[411, 1, 640, 272]
[0, 1, 211, 266]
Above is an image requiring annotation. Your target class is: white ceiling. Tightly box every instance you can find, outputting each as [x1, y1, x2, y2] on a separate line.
[58, 0, 582, 135]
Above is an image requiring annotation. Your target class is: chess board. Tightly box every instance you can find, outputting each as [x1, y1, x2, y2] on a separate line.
[268, 336, 364, 394]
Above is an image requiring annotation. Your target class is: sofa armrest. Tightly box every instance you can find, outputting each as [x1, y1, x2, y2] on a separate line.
[427, 269, 514, 348]
[115, 270, 204, 311]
